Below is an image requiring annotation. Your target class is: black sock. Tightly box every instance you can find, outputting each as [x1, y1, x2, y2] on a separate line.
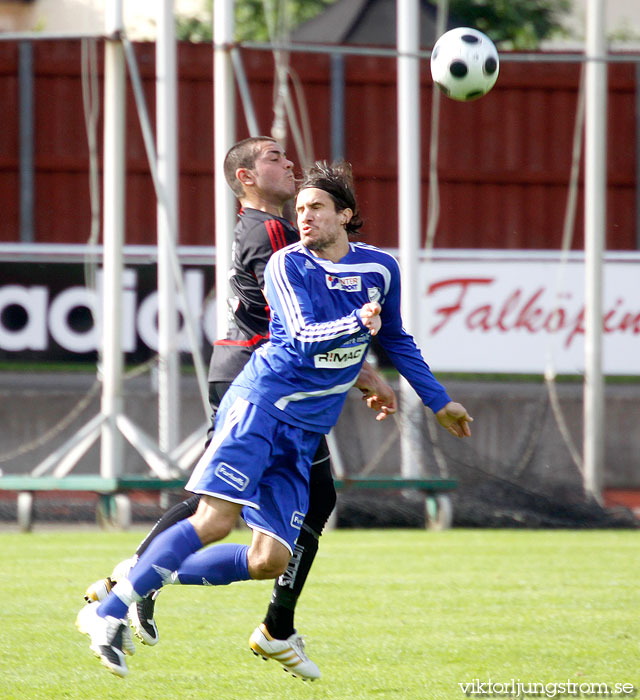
[263, 525, 319, 639]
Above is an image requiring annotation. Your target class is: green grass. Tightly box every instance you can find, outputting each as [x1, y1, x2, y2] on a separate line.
[0, 529, 637, 700]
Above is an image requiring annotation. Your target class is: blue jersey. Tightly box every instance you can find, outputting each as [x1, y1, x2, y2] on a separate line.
[230, 240, 451, 433]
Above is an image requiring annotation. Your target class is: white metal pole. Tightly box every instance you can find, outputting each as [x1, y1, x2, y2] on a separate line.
[583, 0, 607, 503]
[100, 0, 126, 478]
[157, 0, 180, 454]
[397, 0, 424, 478]
[214, 0, 236, 339]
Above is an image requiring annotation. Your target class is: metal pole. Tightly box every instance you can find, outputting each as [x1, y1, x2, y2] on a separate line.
[230, 48, 260, 136]
[157, 0, 180, 454]
[425, 0, 448, 252]
[18, 41, 34, 243]
[330, 53, 345, 161]
[214, 0, 236, 339]
[100, 0, 126, 479]
[397, 0, 424, 478]
[636, 61, 640, 250]
[583, 0, 607, 503]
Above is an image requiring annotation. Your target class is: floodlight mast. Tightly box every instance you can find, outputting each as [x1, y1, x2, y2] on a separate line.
[397, 0, 425, 479]
[100, 0, 126, 480]
[583, 0, 607, 503]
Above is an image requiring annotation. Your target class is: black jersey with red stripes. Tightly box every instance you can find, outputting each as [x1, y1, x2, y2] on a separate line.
[208, 208, 299, 382]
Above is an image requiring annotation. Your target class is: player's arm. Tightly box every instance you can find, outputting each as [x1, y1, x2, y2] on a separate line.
[376, 256, 472, 436]
[354, 361, 397, 422]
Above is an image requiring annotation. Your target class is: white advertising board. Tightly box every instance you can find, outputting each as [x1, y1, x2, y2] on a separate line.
[1, 246, 638, 375]
[416, 251, 640, 375]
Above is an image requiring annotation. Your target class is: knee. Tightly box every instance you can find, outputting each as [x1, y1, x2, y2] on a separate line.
[188, 498, 236, 545]
[247, 546, 290, 580]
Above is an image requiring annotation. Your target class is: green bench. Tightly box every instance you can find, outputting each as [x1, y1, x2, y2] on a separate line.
[333, 476, 457, 530]
[0, 474, 457, 531]
[0, 476, 188, 531]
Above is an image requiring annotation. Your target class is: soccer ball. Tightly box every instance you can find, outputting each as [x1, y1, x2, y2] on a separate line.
[430, 27, 499, 102]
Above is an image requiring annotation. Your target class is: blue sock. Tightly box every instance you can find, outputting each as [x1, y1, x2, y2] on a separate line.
[98, 519, 202, 619]
[175, 543, 250, 585]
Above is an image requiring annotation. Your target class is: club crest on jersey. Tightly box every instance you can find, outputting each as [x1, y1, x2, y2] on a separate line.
[368, 286, 382, 302]
[326, 274, 361, 292]
[215, 463, 249, 491]
[314, 344, 366, 368]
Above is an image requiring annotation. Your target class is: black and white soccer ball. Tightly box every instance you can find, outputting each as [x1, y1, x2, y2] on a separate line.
[430, 27, 499, 102]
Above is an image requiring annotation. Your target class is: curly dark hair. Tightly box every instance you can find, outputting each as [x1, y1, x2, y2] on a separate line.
[298, 160, 364, 235]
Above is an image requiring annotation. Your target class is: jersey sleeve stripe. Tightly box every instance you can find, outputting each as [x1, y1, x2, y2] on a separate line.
[273, 219, 287, 249]
[265, 219, 287, 251]
[265, 220, 279, 252]
[214, 333, 268, 347]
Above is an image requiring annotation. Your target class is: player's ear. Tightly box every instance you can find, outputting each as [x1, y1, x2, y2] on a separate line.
[236, 167, 255, 187]
[340, 208, 353, 226]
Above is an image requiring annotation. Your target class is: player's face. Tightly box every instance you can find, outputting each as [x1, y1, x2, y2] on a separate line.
[250, 142, 296, 204]
[296, 187, 351, 258]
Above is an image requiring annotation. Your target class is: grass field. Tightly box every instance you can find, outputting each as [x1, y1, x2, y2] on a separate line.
[0, 528, 637, 700]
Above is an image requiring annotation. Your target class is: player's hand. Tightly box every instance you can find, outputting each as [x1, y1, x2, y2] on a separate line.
[355, 361, 397, 421]
[360, 302, 381, 336]
[435, 401, 473, 438]
[363, 388, 397, 421]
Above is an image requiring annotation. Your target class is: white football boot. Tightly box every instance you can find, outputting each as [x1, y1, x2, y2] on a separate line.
[83, 557, 137, 603]
[75, 603, 131, 678]
[83, 576, 136, 655]
[249, 623, 321, 681]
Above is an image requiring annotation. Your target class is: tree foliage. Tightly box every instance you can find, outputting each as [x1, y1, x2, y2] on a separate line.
[176, 0, 340, 43]
[445, 0, 571, 49]
[176, 0, 571, 48]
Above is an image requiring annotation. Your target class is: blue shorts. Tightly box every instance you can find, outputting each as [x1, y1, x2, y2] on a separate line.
[185, 386, 322, 554]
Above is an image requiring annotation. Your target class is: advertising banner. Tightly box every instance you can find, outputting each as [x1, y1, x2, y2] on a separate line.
[418, 252, 640, 375]
[0, 247, 638, 374]
[0, 247, 217, 363]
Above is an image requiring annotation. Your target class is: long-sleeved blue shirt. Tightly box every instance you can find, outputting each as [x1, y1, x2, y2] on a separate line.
[231, 240, 451, 433]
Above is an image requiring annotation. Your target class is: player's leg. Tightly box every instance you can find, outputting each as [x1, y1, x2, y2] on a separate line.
[127, 381, 233, 641]
[132, 381, 229, 558]
[168, 525, 321, 679]
[99, 388, 256, 616]
[76, 495, 241, 677]
[76, 391, 304, 677]
[249, 524, 321, 680]
[242, 427, 324, 680]
[84, 382, 230, 644]
[261, 438, 335, 638]
[75, 388, 241, 677]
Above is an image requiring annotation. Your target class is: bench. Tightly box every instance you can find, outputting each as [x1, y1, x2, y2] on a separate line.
[333, 476, 457, 530]
[0, 476, 188, 531]
[0, 474, 457, 531]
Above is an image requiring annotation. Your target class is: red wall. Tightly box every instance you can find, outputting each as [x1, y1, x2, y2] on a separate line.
[0, 40, 636, 250]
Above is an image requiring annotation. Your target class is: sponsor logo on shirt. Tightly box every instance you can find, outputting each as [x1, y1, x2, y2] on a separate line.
[313, 344, 366, 368]
[290, 511, 305, 529]
[215, 463, 249, 491]
[326, 274, 361, 292]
